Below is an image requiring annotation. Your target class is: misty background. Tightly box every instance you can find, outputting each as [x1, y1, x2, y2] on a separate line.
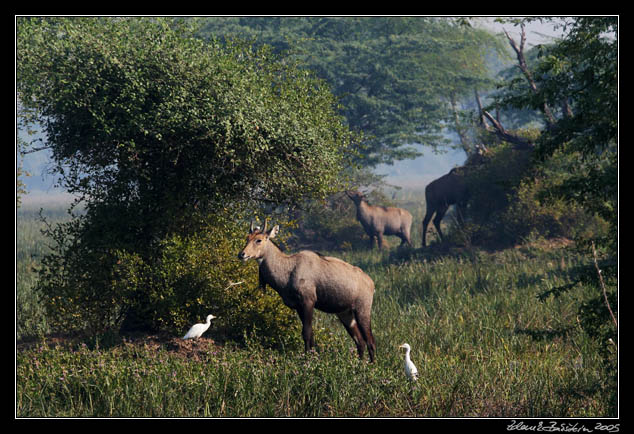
[16, 17, 563, 207]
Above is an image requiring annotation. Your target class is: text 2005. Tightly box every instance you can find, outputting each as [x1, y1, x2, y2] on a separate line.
[594, 423, 619, 433]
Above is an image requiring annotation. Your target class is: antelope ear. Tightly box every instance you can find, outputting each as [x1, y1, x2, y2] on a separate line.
[268, 225, 280, 239]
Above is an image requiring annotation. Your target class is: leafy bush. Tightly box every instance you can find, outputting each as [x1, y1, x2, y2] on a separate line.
[454, 141, 607, 248]
[38, 214, 300, 349]
[37, 215, 128, 337]
[20, 17, 353, 349]
[449, 143, 533, 247]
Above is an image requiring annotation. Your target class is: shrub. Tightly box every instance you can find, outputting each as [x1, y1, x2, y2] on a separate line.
[456, 142, 607, 248]
[38, 214, 300, 349]
[38, 215, 131, 337]
[451, 143, 533, 247]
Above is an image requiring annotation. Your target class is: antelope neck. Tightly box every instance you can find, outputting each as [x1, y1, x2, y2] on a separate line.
[259, 240, 294, 275]
[357, 199, 372, 216]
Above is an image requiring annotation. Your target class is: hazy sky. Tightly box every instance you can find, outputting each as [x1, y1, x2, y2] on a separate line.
[475, 16, 568, 46]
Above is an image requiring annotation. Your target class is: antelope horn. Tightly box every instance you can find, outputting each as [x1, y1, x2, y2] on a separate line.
[262, 219, 268, 233]
[250, 220, 255, 233]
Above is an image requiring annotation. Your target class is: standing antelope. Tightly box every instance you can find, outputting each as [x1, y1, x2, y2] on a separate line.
[238, 221, 376, 362]
[422, 148, 489, 247]
[421, 168, 469, 247]
[346, 190, 413, 249]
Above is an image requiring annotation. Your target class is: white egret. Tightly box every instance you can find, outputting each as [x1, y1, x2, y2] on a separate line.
[399, 343, 418, 381]
[183, 314, 216, 340]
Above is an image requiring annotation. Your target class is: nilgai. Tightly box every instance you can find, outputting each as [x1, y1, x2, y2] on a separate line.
[346, 190, 412, 249]
[421, 168, 469, 247]
[238, 221, 376, 362]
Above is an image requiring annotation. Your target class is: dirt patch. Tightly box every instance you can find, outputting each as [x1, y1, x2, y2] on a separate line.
[17, 331, 223, 362]
[161, 336, 219, 362]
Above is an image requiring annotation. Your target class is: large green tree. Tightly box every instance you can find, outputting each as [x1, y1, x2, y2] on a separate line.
[533, 17, 617, 244]
[17, 17, 354, 245]
[198, 17, 503, 166]
[534, 16, 618, 344]
[17, 17, 354, 336]
[493, 17, 617, 250]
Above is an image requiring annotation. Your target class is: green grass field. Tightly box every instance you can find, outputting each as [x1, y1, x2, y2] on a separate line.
[16, 201, 616, 418]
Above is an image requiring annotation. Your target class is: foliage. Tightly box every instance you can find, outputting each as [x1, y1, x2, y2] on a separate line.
[17, 17, 355, 339]
[37, 211, 300, 348]
[459, 142, 532, 245]
[118, 217, 301, 348]
[442, 133, 606, 250]
[452, 140, 531, 246]
[496, 17, 617, 251]
[198, 17, 505, 167]
[493, 18, 617, 396]
[17, 17, 354, 237]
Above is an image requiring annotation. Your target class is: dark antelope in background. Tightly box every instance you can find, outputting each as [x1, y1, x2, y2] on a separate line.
[421, 168, 469, 247]
[346, 190, 413, 249]
[238, 221, 377, 362]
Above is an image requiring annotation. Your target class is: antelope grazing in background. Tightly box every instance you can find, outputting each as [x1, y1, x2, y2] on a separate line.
[421, 143, 491, 247]
[421, 168, 469, 247]
[346, 190, 412, 249]
[238, 221, 377, 362]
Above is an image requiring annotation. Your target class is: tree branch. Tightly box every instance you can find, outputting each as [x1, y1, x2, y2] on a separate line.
[474, 88, 488, 127]
[482, 110, 534, 150]
[450, 92, 470, 153]
[592, 242, 618, 330]
[504, 25, 556, 128]
[474, 88, 533, 150]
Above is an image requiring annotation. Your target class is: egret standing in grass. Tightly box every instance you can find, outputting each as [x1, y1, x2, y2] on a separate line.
[399, 343, 418, 381]
[183, 314, 216, 340]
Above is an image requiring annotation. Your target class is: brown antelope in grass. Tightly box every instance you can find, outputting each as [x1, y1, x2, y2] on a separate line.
[238, 221, 376, 362]
[421, 168, 469, 247]
[421, 146, 490, 247]
[346, 190, 413, 249]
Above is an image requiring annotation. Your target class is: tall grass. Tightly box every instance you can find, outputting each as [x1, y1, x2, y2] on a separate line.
[16, 216, 615, 417]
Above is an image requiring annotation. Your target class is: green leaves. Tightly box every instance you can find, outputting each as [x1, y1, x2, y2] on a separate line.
[19, 17, 355, 337]
[198, 17, 503, 167]
[18, 17, 352, 215]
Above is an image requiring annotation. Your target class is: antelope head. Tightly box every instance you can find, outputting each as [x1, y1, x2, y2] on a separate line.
[237, 220, 279, 262]
[345, 190, 365, 205]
